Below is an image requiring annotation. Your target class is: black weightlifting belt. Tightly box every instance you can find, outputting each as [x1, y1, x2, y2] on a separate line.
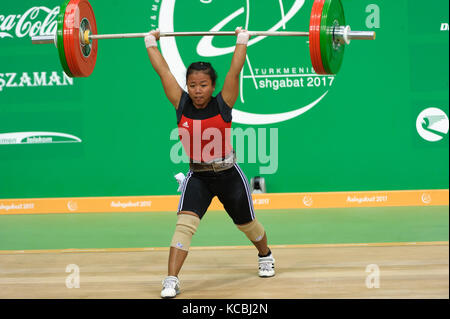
[189, 152, 236, 172]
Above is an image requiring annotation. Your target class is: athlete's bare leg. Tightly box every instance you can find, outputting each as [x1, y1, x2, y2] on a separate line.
[251, 232, 270, 256]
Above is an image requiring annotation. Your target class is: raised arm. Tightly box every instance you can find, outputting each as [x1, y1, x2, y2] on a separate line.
[221, 28, 250, 108]
[145, 30, 183, 109]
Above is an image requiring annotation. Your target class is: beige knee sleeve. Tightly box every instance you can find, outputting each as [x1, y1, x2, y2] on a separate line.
[170, 214, 200, 251]
[237, 219, 265, 242]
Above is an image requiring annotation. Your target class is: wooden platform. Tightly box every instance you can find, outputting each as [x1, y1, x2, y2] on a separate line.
[0, 243, 448, 299]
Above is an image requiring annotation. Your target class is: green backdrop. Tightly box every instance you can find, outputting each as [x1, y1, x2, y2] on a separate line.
[0, 0, 448, 199]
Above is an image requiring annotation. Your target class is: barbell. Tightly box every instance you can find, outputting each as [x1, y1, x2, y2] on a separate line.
[31, 0, 376, 78]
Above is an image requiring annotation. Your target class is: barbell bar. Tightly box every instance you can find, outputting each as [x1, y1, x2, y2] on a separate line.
[31, 0, 376, 78]
[32, 30, 375, 44]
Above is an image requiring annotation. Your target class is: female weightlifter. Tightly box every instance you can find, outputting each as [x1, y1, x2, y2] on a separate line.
[145, 28, 275, 299]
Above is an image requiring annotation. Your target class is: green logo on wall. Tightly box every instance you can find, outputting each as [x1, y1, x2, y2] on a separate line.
[416, 108, 449, 142]
[158, 0, 336, 125]
[0, 132, 82, 145]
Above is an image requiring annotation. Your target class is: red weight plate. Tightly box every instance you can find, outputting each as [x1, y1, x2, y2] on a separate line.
[309, 1, 320, 73]
[64, 0, 98, 77]
[311, 0, 326, 74]
[314, 0, 326, 75]
[63, 1, 78, 76]
[309, 0, 326, 75]
[74, 0, 97, 77]
[309, 1, 319, 72]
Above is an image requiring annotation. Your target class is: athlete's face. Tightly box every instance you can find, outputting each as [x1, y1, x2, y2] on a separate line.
[187, 71, 215, 109]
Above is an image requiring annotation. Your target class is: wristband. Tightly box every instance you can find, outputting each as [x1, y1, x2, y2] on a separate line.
[236, 32, 250, 45]
[145, 34, 157, 48]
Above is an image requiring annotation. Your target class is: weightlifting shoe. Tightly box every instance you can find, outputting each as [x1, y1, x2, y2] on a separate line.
[258, 253, 275, 277]
[161, 276, 180, 298]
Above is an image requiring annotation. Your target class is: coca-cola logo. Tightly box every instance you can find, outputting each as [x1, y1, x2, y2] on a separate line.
[0, 6, 59, 39]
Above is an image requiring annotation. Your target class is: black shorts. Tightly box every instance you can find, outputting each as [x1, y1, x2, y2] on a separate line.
[177, 163, 255, 225]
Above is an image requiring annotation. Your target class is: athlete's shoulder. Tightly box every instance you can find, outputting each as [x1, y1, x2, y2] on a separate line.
[178, 91, 190, 108]
[176, 90, 190, 123]
[216, 91, 232, 123]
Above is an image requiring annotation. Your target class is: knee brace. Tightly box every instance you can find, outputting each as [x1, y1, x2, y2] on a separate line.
[237, 219, 265, 242]
[170, 214, 200, 251]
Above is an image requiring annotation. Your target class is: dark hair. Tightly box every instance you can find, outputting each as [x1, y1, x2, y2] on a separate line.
[186, 62, 217, 86]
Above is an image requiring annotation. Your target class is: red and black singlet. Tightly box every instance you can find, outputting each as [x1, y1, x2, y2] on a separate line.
[176, 91, 233, 163]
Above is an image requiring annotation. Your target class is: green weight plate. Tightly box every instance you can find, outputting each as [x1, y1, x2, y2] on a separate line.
[57, 0, 73, 77]
[320, 0, 345, 74]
